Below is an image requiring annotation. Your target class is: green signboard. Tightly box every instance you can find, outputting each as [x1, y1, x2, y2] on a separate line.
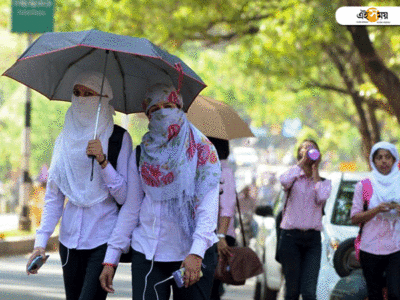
[12, 0, 54, 33]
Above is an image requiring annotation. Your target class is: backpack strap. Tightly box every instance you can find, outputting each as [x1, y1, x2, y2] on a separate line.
[358, 178, 373, 235]
[107, 125, 126, 170]
[135, 145, 141, 168]
[361, 178, 373, 209]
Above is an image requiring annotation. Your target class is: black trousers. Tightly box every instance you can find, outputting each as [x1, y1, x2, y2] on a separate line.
[210, 235, 236, 300]
[278, 229, 321, 300]
[360, 250, 400, 300]
[59, 242, 108, 300]
[131, 244, 218, 300]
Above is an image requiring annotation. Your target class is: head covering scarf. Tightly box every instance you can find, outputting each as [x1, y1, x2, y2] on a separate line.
[368, 141, 400, 230]
[48, 71, 115, 207]
[140, 83, 221, 243]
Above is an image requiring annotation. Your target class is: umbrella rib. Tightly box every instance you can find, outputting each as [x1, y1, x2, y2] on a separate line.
[50, 48, 97, 99]
[112, 52, 128, 113]
[135, 55, 169, 77]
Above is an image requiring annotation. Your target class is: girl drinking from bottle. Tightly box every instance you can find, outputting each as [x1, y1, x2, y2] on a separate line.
[277, 139, 332, 300]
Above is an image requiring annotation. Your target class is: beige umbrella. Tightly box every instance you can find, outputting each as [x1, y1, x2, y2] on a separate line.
[187, 95, 254, 140]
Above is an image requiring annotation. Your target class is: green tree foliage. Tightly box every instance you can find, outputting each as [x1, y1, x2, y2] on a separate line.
[1, 0, 400, 180]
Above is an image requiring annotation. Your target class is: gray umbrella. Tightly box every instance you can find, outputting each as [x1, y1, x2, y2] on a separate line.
[2, 29, 206, 114]
[3, 29, 207, 180]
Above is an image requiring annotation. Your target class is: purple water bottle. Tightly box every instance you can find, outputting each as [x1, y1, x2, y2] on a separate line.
[307, 149, 320, 161]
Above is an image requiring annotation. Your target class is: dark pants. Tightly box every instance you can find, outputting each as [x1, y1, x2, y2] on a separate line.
[360, 250, 400, 300]
[59, 242, 108, 300]
[278, 229, 321, 300]
[131, 244, 218, 300]
[210, 235, 236, 300]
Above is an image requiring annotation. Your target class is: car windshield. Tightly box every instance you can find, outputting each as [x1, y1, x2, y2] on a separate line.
[331, 180, 358, 226]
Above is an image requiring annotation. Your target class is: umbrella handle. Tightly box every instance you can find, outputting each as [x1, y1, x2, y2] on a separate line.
[90, 50, 110, 181]
[90, 156, 95, 181]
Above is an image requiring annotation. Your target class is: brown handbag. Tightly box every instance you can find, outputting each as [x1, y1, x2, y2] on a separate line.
[214, 194, 264, 285]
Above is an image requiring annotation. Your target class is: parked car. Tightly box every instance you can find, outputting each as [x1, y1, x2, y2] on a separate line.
[253, 171, 369, 300]
[329, 237, 368, 300]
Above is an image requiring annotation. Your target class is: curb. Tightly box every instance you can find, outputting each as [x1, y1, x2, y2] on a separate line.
[0, 235, 59, 257]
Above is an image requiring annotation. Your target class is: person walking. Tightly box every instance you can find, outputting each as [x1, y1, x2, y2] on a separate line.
[277, 139, 332, 300]
[238, 185, 257, 244]
[207, 137, 237, 300]
[26, 71, 133, 300]
[351, 141, 400, 300]
[99, 83, 221, 300]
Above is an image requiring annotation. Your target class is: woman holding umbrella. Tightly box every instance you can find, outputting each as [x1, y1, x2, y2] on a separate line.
[99, 83, 221, 300]
[26, 71, 133, 300]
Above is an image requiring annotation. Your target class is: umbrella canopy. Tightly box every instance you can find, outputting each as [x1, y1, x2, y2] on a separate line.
[187, 95, 254, 140]
[2, 29, 206, 113]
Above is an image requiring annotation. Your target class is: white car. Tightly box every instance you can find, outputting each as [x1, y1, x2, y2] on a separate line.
[253, 171, 368, 300]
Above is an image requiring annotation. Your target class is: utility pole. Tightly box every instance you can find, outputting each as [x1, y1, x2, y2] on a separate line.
[11, 0, 54, 230]
[18, 34, 33, 231]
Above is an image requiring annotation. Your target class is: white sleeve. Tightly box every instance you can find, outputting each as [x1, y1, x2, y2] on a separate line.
[101, 131, 133, 205]
[190, 185, 219, 258]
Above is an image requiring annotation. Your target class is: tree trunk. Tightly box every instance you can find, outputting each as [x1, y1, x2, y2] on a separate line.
[366, 103, 381, 144]
[346, 25, 400, 124]
[326, 46, 373, 163]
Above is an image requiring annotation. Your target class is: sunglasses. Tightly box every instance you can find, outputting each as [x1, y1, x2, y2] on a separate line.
[147, 102, 181, 116]
[72, 84, 108, 98]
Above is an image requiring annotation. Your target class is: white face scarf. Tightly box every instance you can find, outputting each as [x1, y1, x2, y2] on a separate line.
[368, 142, 400, 228]
[48, 71, 115, 207]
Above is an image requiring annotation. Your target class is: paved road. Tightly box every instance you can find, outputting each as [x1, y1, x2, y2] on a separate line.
[0, 252, 256, 300]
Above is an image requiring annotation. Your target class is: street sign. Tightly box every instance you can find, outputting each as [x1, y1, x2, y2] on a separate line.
[11, 0, 54, 33]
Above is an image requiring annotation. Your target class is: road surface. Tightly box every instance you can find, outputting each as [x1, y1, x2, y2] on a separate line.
[0, 252, 256, 299]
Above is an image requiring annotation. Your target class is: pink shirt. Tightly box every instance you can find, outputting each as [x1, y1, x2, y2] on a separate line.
[279, 165, 332, 231]
[351, 181, 400, 255]
[219, 160, 236, 238]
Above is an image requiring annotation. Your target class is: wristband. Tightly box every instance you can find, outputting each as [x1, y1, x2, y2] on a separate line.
[102, 262, 117, 268]
[98, 154, 107, 165]
[217, 233, 226, 239]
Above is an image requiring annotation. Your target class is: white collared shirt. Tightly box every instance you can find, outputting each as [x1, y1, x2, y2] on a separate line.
[34, 132, 132, 250]
[104, 148, 219, 265]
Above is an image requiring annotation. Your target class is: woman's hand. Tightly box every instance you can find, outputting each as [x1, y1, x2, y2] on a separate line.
[391, 202, 400, 213]
[217, 238, 232, 258]
[86, 139, 105, 163]
[99, 265, 116, 293]
[297, 148, 310, 169]
[311, 156, 321, 183]
[353, 202, 393, 224]
[376, 202, 392, 213]
[26, 247, 47, 275]
[180, 254, 203, 288]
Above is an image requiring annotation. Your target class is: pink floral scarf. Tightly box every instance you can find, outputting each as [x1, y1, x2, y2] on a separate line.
[140, 83, 221, 237]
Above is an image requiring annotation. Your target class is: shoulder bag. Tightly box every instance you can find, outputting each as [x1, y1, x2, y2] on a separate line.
[214, 194, 264, 285]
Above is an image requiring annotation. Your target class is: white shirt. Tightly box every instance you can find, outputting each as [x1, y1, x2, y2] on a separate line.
[34, 132, 132, 250]
[104, 148, 219, 265]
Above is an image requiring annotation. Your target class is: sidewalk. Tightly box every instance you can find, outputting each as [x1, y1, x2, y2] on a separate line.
[0, 234, 59, 257]
[0, 213, 58, 257]
[0, 213, 18, 232]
